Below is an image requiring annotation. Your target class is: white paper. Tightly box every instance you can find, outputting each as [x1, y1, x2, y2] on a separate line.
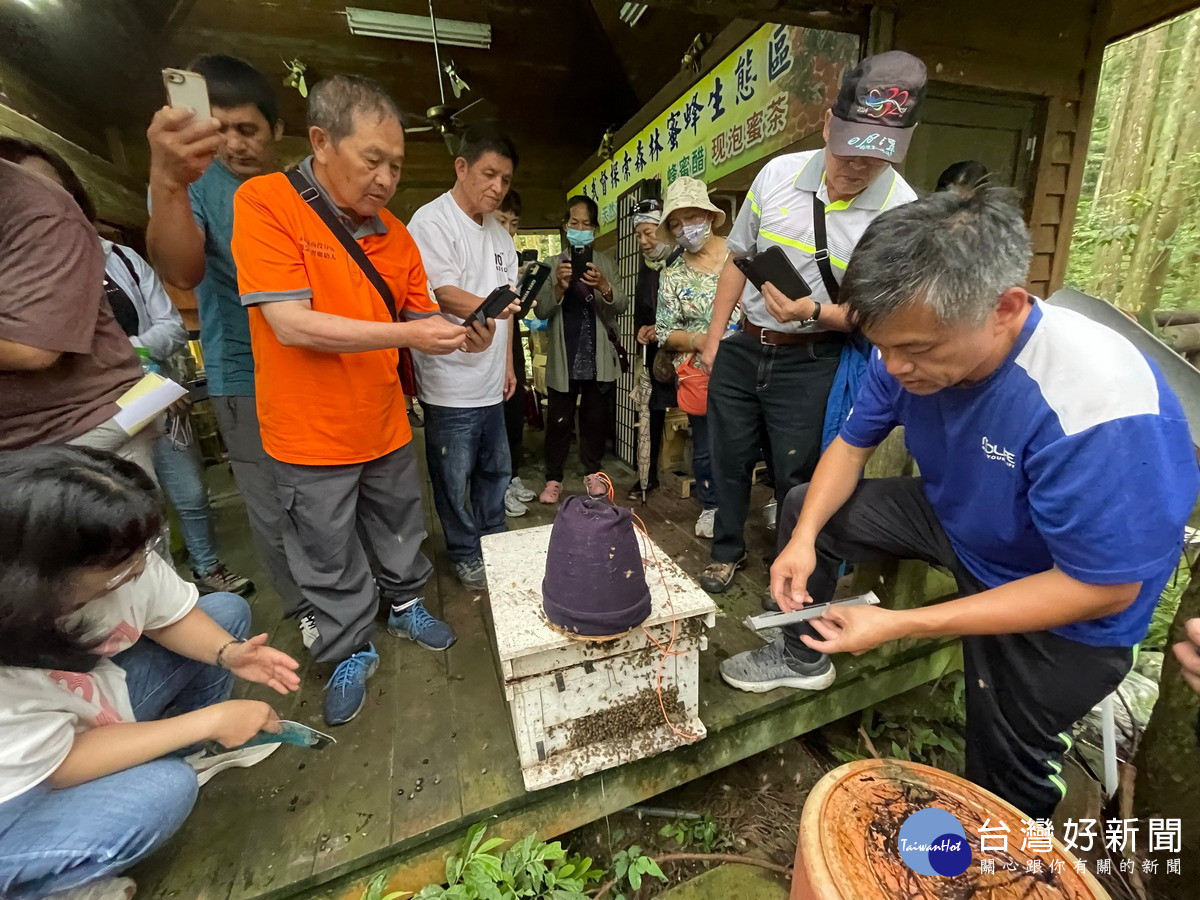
[114, 377, 187, 435]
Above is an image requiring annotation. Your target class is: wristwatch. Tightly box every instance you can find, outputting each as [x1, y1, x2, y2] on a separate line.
[798, 300, 822, 328]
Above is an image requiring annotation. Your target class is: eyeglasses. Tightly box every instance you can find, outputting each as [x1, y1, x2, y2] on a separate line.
[103, 535, 164, 591]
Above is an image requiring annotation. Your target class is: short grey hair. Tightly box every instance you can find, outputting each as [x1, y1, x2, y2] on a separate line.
[842, 186, 1033, 331]
[306, 74, 404, 143]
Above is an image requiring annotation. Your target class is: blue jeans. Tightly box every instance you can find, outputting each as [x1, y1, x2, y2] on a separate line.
[153, 433, 219, 574]
[422, 402, 510, 563]
[688, 414, 717, 510]
[0, 593, 248, 899]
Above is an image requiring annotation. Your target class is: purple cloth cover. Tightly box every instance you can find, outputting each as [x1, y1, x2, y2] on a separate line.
[542, 494, 652, 637]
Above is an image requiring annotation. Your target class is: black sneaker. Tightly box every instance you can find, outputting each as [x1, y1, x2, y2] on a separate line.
[193, 563, 254, 596]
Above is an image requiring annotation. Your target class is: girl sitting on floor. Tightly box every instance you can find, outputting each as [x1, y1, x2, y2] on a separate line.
[0, 447, 301, 900]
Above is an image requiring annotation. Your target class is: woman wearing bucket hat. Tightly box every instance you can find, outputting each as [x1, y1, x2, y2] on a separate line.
[655, 176, 736, 538]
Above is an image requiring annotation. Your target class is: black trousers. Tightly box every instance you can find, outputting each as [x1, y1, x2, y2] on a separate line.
[504, 328, 527, 475]
[544, 379, 614, 482]
[778, 478, 1132, 819]
[708, 330, 841, 563]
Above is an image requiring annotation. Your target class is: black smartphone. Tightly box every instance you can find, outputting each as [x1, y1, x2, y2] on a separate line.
[519, 248, 539, 264]
[469, 284, 519, 326]
[570, 244, 593, 282]
[734, 246, 813, 300]
[516, 261, 552, 317]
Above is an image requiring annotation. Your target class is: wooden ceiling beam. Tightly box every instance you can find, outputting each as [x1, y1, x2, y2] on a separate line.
[633, 0, 869, 31]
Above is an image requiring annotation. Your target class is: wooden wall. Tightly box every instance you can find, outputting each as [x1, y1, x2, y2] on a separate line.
[887, 0, 1110, 298]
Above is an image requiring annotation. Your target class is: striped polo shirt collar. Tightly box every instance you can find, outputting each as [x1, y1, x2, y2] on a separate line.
[792, 149, 899, 211]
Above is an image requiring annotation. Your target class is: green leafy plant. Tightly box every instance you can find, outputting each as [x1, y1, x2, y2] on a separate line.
[608, 845, 667, 900]
[362, 871, 411, 900]
[403, 823, 604, 900]
[658, 814, 727, 854]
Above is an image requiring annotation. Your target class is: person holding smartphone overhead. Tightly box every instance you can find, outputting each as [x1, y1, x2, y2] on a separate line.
[145, 55, 307, 635]
[532, 195, 629, 504]
[695, 52, 926, 602]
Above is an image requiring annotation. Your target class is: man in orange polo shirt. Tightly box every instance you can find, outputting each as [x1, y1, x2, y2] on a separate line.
[232, 75, 494, 726]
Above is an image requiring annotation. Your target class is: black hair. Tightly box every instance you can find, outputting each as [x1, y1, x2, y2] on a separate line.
[564, 194, 598, 226]
[188, 54, 279, 126]
[0, 446, 164, 671]
[498, 188, 522, 217]
[457, 124, 519, 169]
[936, 160, 990, 194]
[0, 137, 96, 222]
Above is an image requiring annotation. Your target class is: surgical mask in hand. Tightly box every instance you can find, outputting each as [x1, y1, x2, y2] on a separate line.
[675, 221, 712, 253]
[566, 228, 596, 248]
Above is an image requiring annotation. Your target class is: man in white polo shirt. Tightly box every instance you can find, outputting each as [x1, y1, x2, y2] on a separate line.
[696, 51, 926, 595]
[408, 126, 520, 590]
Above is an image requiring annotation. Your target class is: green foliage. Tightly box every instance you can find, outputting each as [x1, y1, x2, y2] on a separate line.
[1146, 554, 1192, 651]
[609, 845, 667, 900]
[399, 824, 604, 900]
[362, 872, 412, 900]
[657, 814, 728, 854]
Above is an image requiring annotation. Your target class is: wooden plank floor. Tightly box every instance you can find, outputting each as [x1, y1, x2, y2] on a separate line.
[135, 434, 960, 900]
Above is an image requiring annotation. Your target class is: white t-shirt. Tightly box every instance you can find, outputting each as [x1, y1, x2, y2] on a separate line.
[0, 554, 197, 803]
[407, 191, 518, 408]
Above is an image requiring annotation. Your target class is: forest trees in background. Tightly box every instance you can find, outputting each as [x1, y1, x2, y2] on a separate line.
[1067, 8, 1200, 328]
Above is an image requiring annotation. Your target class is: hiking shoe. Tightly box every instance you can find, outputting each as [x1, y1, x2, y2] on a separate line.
[699, 555, 746, 593]
[509, 476, 536, 502]
[695, 508, 716, 539]
[720, 637, 836, 693]
[454, 558, 488, 591]
[504, 488, 529, 517]
[186, 742, 280, 786]
[388, 599, 457, 650]
[47, 877, 137, 900]
[627, 479, 659, 500]
[584, 473, 608, 497]
[299, 611, 319, 649]
[763, 498, 778, 531]
[323, 644, 380, 726]
[539, 480, 563, 504]
[193, 563, 254, 596]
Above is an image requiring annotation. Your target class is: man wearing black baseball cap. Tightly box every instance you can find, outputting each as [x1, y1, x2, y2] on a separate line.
[695, 52, 927, 619]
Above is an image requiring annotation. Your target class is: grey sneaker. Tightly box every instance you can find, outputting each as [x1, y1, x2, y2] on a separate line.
[720, 637, 835, 693]
[509, 476, 536, 502]
[695, 508, 716, 539]
[299, 611, 319, 649]
[698, 555, 746, 593]
[193, 563, 254, 596]
[504, 488, 529, 517]
[454, 558, 488, 590]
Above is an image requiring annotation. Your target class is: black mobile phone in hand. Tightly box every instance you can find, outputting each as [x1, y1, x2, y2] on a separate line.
[519, 248, 539, 264]
[570, 245, 593, 282]
[469, 284, 519, 326]
[734, 245, 812, 300]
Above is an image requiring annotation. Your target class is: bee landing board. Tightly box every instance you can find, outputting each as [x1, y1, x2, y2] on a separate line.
[481, 524, 718, 792]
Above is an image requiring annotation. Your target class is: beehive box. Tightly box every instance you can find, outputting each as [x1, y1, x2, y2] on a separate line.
[481, 524, 718, 792]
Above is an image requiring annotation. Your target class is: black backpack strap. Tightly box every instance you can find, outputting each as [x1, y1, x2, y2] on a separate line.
[284, 168, 398, 320]
[811, 200, 840, 303]
[111, 244, 140, 287]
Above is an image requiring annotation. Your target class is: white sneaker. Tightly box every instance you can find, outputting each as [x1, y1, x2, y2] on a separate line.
[504, 488, 529, 517]
[695, 508, 716, 539]
[299, 612, 319, 649]
[47, 878, 136, 900]
[509, 476, 536, 502]
[186, 742, 280, 786]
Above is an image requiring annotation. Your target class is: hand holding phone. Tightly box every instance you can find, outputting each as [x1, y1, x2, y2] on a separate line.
[733, 246, 812, 300]
[163, 69, 212, 120]
[470, 284, 520, 326]
[570, 245, 593, 283]
[149, 70, 221, 191]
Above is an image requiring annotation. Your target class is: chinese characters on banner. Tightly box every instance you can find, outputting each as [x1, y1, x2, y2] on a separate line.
[974, 817, 1184, 878]
[570, 23, 858, 234]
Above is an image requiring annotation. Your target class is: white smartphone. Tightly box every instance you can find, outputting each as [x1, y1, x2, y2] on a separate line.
[162, 68, 211, 120]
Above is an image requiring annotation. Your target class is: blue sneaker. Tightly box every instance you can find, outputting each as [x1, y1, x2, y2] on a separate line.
[388, 599, 457, 651]
[323, 644, 380, 727]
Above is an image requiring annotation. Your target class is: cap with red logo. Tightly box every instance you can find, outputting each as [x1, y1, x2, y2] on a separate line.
[828, 51, 927, 163]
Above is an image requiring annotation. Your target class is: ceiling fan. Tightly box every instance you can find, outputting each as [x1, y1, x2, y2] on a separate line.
[404, 0, 498, 154]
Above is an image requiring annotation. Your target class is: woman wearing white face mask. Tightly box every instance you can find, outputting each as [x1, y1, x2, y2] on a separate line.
[654, 177, 735, 538]
[532, 196, 630, 503]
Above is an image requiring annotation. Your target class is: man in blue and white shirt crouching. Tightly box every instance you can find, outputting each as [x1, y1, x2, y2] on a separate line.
[720, 186, 1199, 820]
